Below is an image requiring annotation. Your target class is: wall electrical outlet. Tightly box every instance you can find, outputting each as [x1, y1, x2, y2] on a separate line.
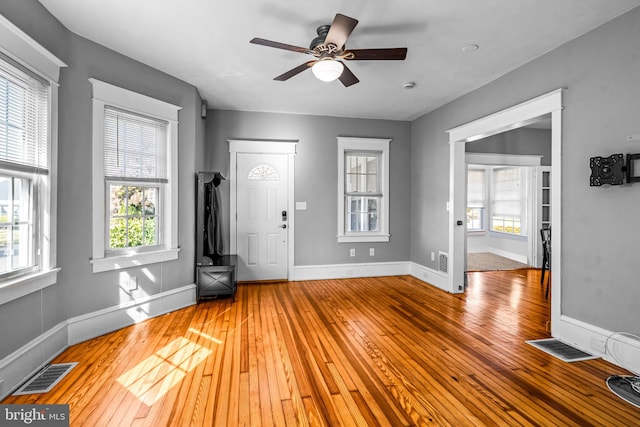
[369, 248, 375, 256]
[349, 248, 355, 257]
[431, 252, 435, 261]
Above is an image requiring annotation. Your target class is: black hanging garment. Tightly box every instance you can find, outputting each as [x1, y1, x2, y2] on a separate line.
[204, 175, 224, 256]
[212, 178, 224, 256]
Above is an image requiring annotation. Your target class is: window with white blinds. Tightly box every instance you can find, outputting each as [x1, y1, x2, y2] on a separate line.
[467, 169, 485, 209]
[491, 167, 525, 235]
[103, 107, 168, 182]
[0, 53, 49, 173]
[0, 54, 51, 280]
[467, 168, 485, 231]
[90, 78, 180, 272]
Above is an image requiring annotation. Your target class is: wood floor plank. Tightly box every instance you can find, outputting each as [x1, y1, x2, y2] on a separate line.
[4, 270, 639, 426]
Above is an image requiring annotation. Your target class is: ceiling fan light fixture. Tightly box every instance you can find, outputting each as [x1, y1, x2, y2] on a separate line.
[311, 59, 344, 82]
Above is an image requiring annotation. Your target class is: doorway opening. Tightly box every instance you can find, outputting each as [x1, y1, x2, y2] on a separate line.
[464, 121, 551, 272]
[448, 89, 562, 332]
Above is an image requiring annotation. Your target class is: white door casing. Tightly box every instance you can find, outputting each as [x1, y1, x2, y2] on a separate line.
[229, 140, 297, 282]
[448, 89, 562, 332]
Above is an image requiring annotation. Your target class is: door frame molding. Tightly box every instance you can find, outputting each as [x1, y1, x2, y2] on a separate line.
[229, 139, 297, 280]
[447, 89, 562, 331]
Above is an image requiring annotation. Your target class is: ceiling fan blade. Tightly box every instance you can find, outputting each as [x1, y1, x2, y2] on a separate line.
[347, 48, 408, 60]
[324, 14, 358, 49]
[338, 62, 359, 87]
[274, 61, 316, 81]
[250, 38, 315, 55]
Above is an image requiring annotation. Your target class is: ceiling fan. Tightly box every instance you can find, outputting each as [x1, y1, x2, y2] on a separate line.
[250, 13, 407, 87]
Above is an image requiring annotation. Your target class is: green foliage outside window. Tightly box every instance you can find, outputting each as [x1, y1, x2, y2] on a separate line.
[109, 185, 158, 249]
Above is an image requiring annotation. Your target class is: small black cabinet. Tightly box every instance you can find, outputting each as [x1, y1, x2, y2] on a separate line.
[196, 255, 237, 301]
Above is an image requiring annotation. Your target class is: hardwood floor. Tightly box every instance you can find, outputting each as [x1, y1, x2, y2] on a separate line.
[4, 270, 638, 426]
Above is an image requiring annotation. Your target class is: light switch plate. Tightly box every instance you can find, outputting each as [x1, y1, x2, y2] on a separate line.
[295, 202, 307, 210]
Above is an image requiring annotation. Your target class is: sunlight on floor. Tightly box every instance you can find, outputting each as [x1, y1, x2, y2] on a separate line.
[117, 336, 213, 405]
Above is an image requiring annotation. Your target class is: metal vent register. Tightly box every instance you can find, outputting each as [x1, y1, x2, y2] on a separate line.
[13, 363, 78, 395]
[439, 252, 448, 273]
[526, 339, 598, 362]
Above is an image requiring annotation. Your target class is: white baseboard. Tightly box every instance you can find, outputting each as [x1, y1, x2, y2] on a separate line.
[291, 261, 411, 281]
[409, 262, 449, 292]
[291, 261, 449, 293]
[488, 247, 528, 264]
[0, 284, 196, 400]
[67, 284, 196, 345]
[0, 322, 67, 401]
[553, 315, 640, 375]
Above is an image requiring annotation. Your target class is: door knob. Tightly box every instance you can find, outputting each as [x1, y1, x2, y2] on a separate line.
[278, 224, 287, 229]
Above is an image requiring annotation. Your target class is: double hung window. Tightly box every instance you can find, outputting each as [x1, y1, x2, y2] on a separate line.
[337, 137, 390, 243]
[104, 107, 165, 251]
[0, 16, 64, 305]
[0, 55, 49, 280]
[90, 79, 180, 272]
[345, 152, 380, 233]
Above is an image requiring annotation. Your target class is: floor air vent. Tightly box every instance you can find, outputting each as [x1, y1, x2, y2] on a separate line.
[438, 252, 448, 273]
[527, 338, 598, 362]
[13, 363, 78, 395]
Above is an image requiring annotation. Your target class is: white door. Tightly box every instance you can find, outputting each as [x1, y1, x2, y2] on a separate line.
[236, 153, 289, 281]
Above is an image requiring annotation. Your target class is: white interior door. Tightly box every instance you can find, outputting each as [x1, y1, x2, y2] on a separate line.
[236, 153, 289, 281]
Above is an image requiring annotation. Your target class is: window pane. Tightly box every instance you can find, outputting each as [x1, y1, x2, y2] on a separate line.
[144, 187, 157, 215]
[109, 217, 127, 249]
[346, 196, 379, 232]
[144, 216, 157, 245]
[467, 207, 484, 231]
[109, 185, 123, 216]
[366, 156, 377, 174]
[12, 223, 31, 270]
[0, 225, 9, 273]
[126, 186, 145, 216]
[345, 152, 379, 194]
[108, 184, 160, 250]
[127, 217, 144, 247]
[247, 164, 279, 180]
[0, 174, 34, 275]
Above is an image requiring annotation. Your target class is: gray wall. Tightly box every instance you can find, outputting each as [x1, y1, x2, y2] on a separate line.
[205, 110, 412, 266]
[411, 6, 640, 334]
[467, 128, 552, 166]
[0, 0, 205, 360]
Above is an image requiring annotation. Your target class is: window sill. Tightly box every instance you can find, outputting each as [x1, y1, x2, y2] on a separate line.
[91, 247, 180, 273]
[0, 268, 60, 306]
[338, 234, 390, 243]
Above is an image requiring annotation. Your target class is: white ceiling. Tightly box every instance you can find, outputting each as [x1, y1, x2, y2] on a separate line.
[39, 0, 640, 121]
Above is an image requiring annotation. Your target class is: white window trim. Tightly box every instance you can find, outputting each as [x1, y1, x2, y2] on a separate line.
[89, 78, 181, 273]
[337, 137, 390, 243]
[0, 15, 66, 306]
